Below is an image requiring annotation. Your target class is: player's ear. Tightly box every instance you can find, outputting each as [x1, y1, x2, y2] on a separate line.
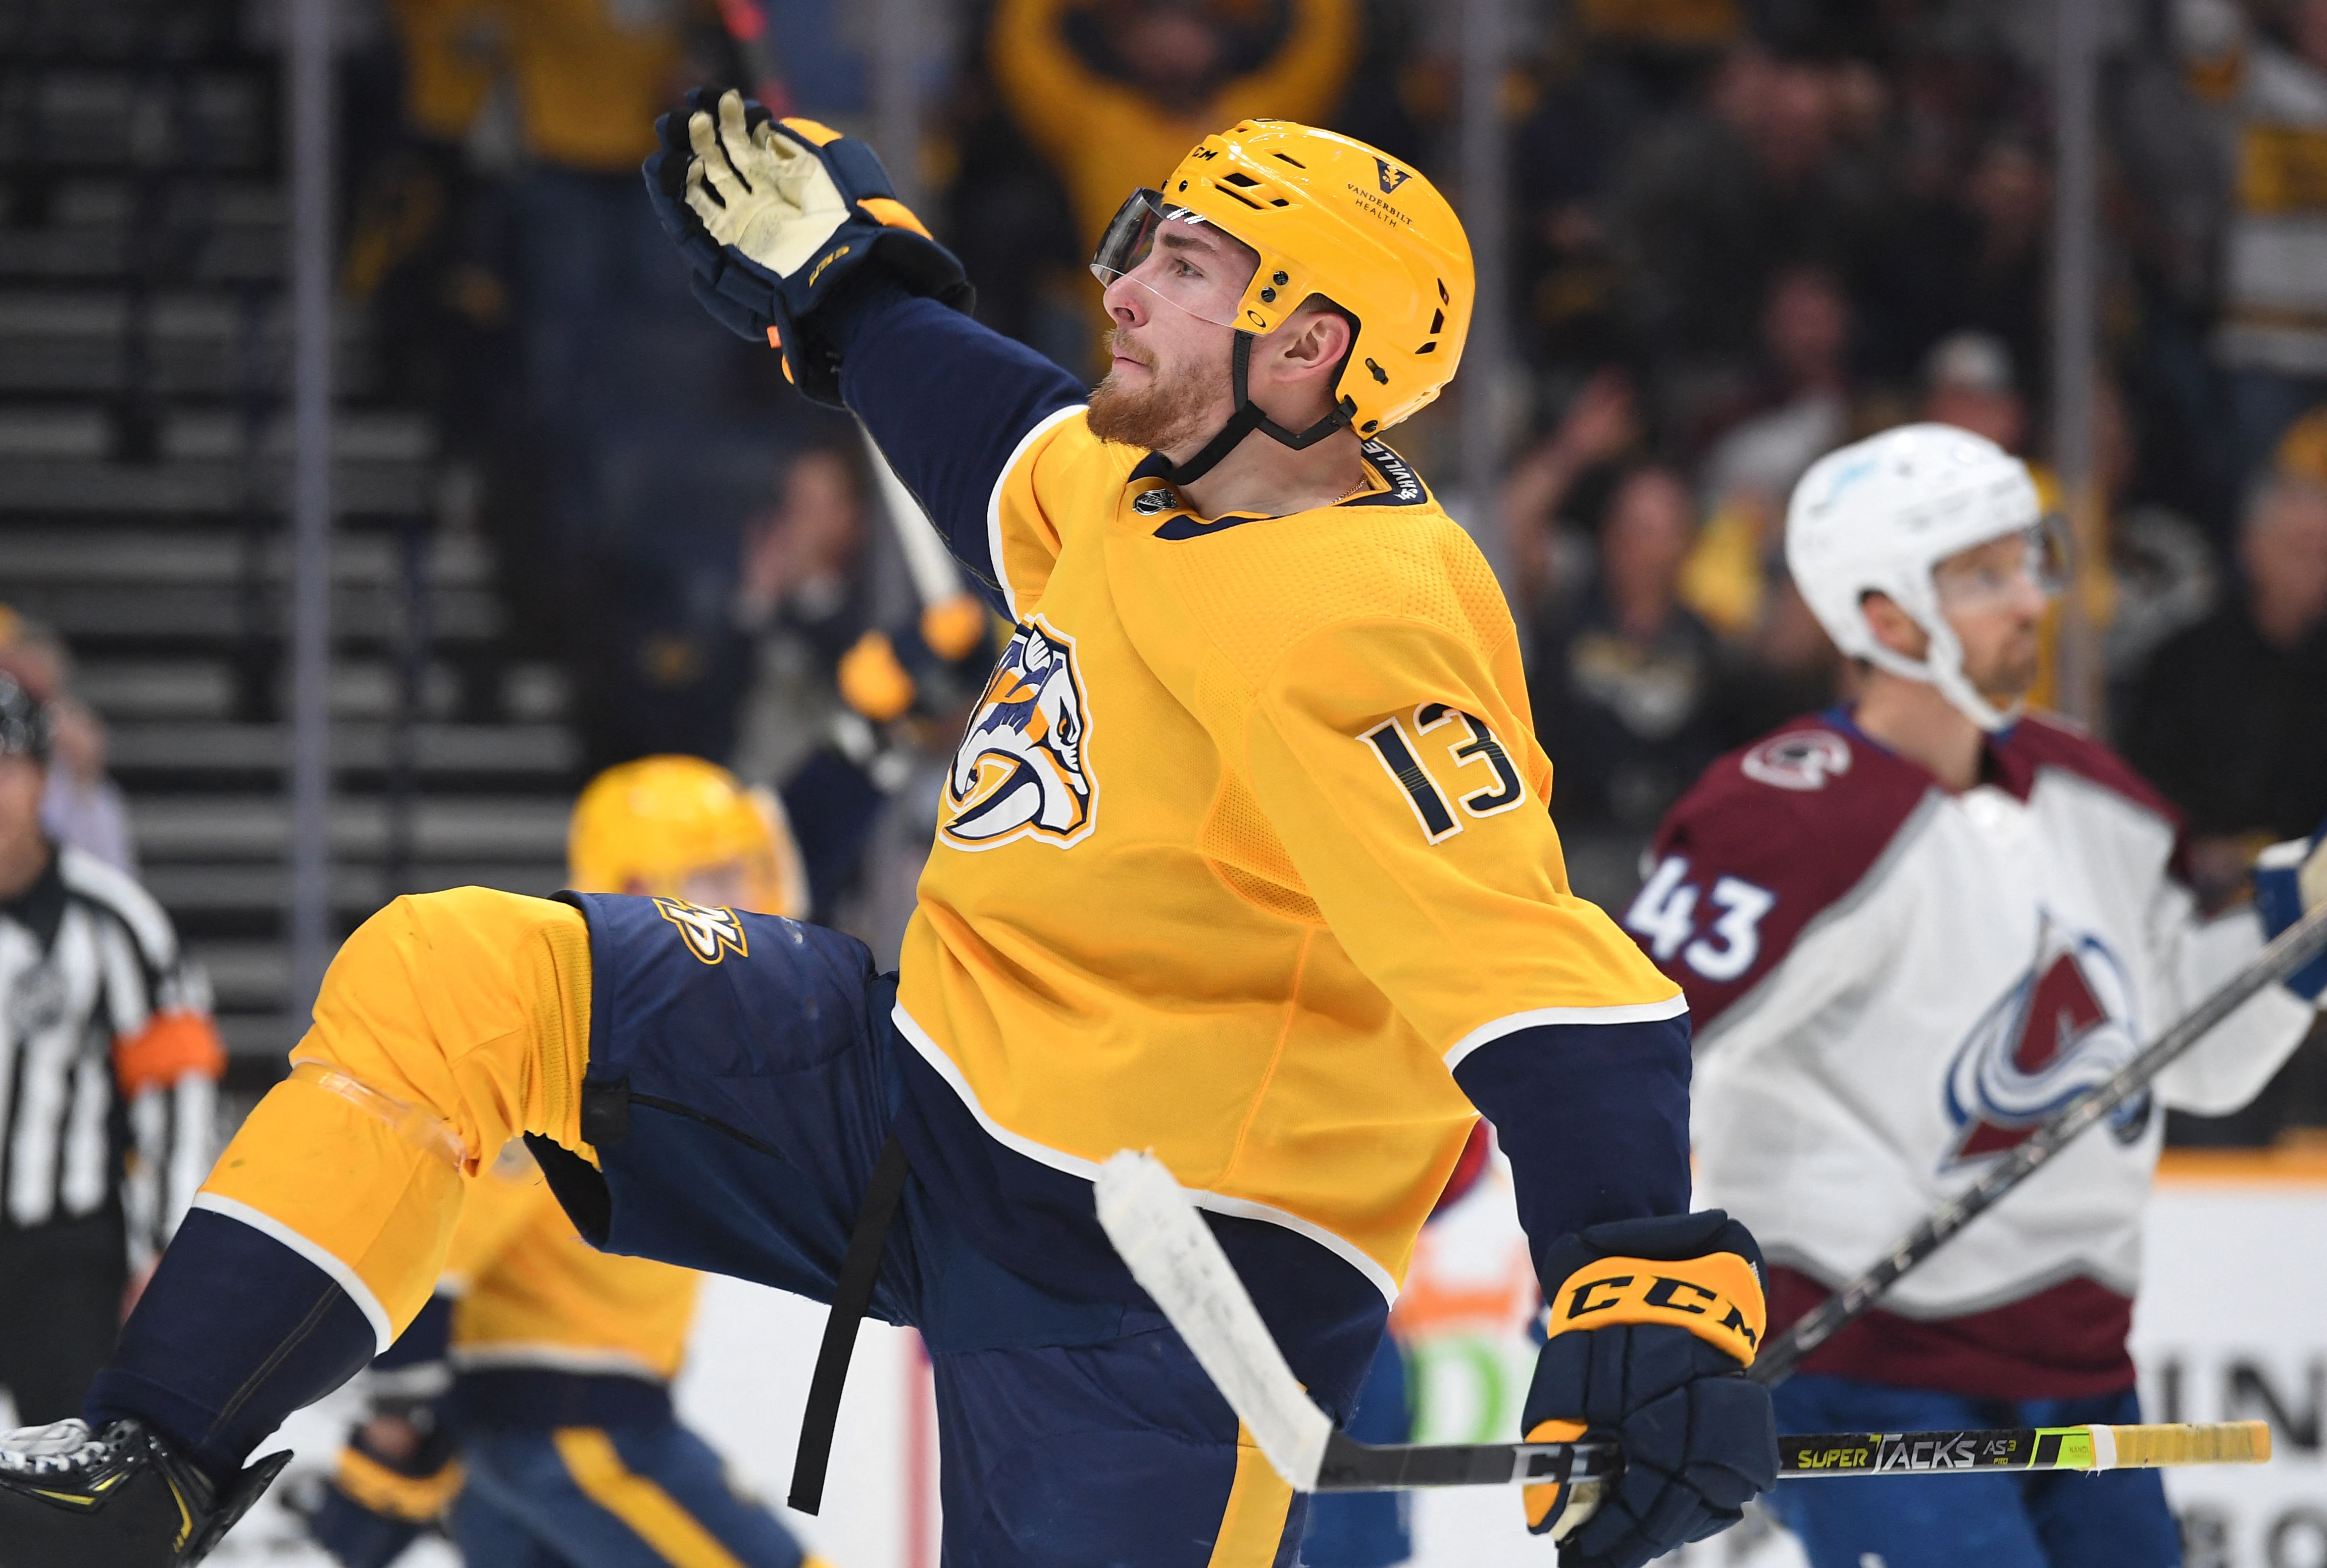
[1859, 591, 1930, 660]
[1259, 300, 1353, 392]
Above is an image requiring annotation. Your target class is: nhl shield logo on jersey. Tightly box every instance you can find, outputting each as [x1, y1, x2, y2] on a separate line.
[1741, 730, 1852, 792]
[1941, 914, 2149, 1167]
[654, 897, 748, 964]
[940, 618, 1096, 851]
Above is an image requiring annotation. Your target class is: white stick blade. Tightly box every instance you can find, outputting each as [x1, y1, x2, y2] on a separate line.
[859, 423, 966, 605]
[1094, 1150, 1333, 1489]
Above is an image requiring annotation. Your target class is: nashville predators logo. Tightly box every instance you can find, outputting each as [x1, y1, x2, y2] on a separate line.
[654, 898, 747, 964]
[940, 618, 1096, 850]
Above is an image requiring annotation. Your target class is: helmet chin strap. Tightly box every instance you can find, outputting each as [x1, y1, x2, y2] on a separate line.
[1861, 604, 2022, 734]
[1149, 332, 1351, 486]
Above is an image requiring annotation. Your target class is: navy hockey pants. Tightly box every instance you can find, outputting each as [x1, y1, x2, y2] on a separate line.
[554, 896, 1313, 1568]
[1768, 1375, 2180, 1568]
[1296, 1332, 1412, 1567]
[451, 1421, 806, 1567]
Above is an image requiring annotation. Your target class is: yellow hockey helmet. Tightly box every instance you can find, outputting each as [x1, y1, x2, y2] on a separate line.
[1090, 120, 1474, 468]
[567, 755, 808, 919]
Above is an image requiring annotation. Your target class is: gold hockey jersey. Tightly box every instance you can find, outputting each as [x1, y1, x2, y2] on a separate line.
[892, 410, 1683, 1298]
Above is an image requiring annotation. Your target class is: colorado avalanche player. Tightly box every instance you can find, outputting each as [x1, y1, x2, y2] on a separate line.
[1626, 423, 2327, 1568]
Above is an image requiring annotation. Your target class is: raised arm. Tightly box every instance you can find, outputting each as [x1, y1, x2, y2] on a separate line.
[829, 285, 1087, 615]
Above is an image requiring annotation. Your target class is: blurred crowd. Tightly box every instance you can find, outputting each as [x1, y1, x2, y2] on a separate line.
[256, 0, 2327, 1112]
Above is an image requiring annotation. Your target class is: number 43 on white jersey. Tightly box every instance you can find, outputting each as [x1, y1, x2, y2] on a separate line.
[1624, 855, 1775, 984]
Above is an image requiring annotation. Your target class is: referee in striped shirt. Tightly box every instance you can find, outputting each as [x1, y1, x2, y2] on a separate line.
[0, 673, 224, 1427]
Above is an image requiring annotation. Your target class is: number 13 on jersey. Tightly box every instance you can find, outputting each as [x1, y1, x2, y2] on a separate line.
[1360, 703, 1527, 843]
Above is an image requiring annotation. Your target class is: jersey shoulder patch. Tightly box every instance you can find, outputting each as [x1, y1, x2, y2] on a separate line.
[1626, 715, 1933, 1026]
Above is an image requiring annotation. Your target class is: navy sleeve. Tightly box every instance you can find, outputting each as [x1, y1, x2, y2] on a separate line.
[828, 279, 1088, 616]
[373, 1292, 453, 1373]
[1451, 1017, 1693, 1288]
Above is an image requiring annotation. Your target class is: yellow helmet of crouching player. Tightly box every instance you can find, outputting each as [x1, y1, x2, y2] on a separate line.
[1099, 119, 1473, 464]
[567, 755, 808, 920]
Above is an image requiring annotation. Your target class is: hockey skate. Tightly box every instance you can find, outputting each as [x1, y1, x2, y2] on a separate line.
[0, 1417, 288, 1566]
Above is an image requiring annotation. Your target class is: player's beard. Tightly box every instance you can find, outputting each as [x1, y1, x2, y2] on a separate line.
[1087, 328, 1232, 455]
[1969, 628, 2043, 704]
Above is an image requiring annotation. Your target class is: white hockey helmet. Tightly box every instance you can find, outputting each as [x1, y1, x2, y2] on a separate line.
[1786, 422, 2047, 732]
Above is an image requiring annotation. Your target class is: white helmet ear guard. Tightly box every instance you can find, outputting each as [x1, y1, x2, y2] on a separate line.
[1784, 423, 2049, 733]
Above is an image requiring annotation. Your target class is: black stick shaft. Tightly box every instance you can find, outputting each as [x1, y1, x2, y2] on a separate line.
[1751, 902, 2327, 1387]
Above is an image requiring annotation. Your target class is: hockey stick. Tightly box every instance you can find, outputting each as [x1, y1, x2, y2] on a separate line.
[1751, 900, 2327, 1387]
[1092, 1152, 2268, 1512]
[712, 0, 795, 114]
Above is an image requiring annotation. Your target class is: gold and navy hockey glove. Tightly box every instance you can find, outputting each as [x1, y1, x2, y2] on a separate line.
[642, 88, 972, 405]
[1521, 1210, 1777, 1566]
[302, 1414, 462, 1568]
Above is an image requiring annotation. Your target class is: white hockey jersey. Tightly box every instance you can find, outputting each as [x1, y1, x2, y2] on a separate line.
[1627, 709, 2317, 1397]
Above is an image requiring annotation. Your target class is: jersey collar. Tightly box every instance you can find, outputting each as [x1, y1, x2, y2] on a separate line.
[1826, 703, 2028, 797]
[1128, 438, 1427, 539]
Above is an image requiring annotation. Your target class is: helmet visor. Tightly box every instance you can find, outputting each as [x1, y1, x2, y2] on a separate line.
[1089, 188, 1253, 327]
[1931, 516, 2070, 611]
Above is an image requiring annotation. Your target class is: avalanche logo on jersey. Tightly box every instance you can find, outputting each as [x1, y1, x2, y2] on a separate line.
[1741, 730, 1851, 792]
[654, 898, 747, 965]
[1941, 913, 2150, 1168]
[939, 618, 1096, 850]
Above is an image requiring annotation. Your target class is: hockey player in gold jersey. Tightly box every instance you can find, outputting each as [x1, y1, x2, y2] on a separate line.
[302, 756, 821, 1568]
[0, 106, 1775, 1568]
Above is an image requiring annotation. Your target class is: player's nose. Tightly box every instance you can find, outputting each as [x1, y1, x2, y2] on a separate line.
[1102, 270, 1148, 326]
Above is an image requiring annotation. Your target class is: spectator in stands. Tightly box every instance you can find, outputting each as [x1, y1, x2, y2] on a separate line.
[2197, 0, 2327, 479]
[2123, 473, 2327, 909]
[1572, 0, 1744, 57]
[1698, 263, 1855, 517]
[732, 442, 875, 791]
[2094, 383, 2222, 713]
[1532, 465, 1728, 837]
[424, 0, 789, 767]
[0, 609, 136, 876]
[1500, 366, 1643, 619]
[988, 0, 1360, 261]
[362, 0, 542, 710]
[1608, 43, 1882, 429]
[1919, 329, 2028, 454]
[1946, 138, 2052, 398]
[1655, 266, 1853, 661]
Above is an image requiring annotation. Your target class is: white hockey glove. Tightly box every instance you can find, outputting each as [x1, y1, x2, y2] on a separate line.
[642, 88, 970, 405]
[682, 93, 854, 280]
